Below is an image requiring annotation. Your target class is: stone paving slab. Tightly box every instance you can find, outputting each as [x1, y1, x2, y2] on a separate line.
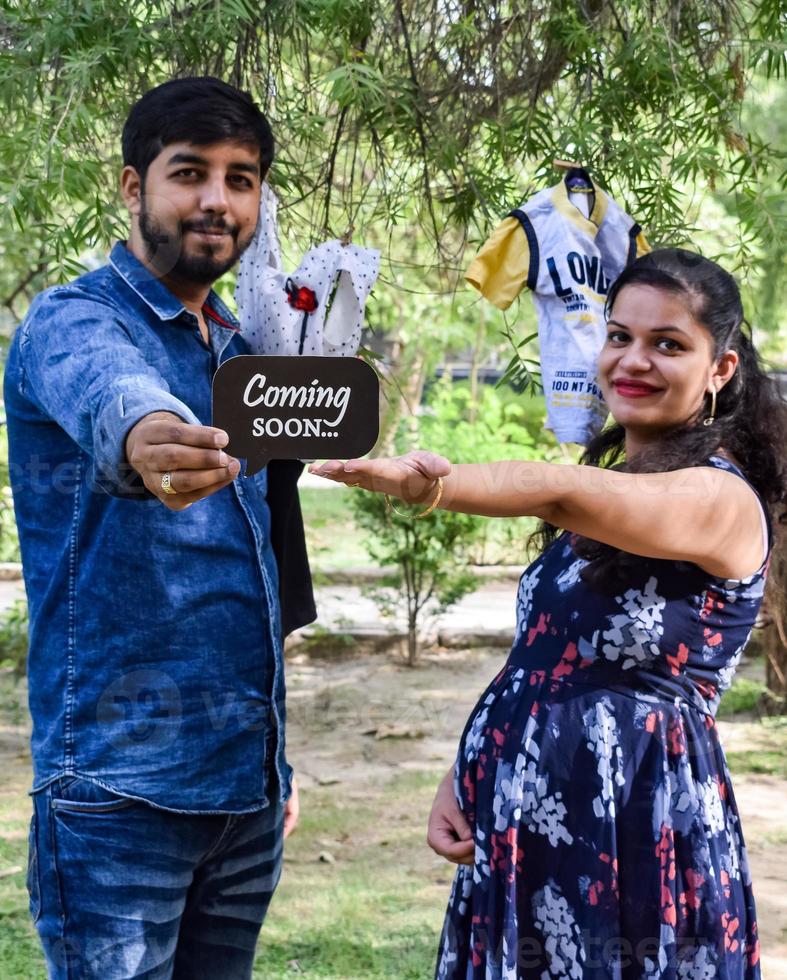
[0, 578, 25, 610]
[312, 581, 516, 633]
[0, 567, 519, 646]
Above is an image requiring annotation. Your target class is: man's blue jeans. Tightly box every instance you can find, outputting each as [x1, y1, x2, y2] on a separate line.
[27, 775, 284, 979]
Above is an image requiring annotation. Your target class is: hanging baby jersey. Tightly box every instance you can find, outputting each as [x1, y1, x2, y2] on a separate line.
[466, 177, 649, 444]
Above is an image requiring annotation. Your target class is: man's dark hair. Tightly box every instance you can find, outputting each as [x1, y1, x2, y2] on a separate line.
[122, 76, 274, 181]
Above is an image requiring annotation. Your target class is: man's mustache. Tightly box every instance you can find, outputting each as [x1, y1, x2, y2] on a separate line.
[181, 218, 239, 238]
[143, 217, 240, 245]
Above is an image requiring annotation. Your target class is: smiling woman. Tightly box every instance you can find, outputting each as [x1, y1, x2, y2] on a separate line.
[534, 248, 787, 594]
[310, 248, 787, 979]
[600, 288, 738, 447]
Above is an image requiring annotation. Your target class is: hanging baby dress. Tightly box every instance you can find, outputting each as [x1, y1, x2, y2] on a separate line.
[232, 185, 378, 637]
[235, 185, 380, 358]
[466, 171, 649, 445]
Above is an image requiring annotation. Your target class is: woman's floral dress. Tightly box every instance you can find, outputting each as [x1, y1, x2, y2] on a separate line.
[436, 457, 769, 979]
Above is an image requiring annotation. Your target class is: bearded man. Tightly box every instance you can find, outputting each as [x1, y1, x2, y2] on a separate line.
[5, 77, 308, 979]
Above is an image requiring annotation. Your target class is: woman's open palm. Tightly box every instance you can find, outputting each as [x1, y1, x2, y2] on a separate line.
[309, 450, 451, 501]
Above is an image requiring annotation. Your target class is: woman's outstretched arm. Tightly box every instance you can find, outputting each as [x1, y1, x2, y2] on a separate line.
[309, 451, 766, 580]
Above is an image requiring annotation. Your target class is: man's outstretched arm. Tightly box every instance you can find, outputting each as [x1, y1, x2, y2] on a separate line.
[125, 412, 240, 510]
[19, 288, 238, 506]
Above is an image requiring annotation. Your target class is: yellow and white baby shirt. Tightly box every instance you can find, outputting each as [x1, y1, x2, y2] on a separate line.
[467, 177, 649, 444]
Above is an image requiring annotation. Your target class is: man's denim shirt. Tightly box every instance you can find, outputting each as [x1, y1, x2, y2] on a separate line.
[4, 242, 291, 813]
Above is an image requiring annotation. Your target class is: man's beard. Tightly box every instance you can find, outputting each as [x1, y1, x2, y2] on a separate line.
[139, 201, 255, 286]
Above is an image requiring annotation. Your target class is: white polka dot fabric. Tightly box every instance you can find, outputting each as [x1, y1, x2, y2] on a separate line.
[235, 186, 380, 357]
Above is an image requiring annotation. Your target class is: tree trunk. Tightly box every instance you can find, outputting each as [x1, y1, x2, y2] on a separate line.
[763, 569, 787, 701]
[762, 529, 787, 698]
[376, 340, 429, 457]
[407, 623, 419, 667]
[763, 620, 787, 697]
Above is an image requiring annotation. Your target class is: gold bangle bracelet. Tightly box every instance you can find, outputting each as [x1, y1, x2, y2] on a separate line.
[384, 477, 444, 520]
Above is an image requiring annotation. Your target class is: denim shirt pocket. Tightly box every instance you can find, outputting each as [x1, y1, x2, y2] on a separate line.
[26, 810, 41, 923]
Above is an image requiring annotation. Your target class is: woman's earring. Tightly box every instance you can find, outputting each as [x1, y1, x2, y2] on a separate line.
[703, 387, 717, 427]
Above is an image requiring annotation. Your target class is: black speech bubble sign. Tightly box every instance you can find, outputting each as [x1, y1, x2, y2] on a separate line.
[212, 355, 380, 475]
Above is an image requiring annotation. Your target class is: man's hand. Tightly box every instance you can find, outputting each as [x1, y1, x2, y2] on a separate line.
[427, 767, 474, 866]
[283, 776, 299, 839]
[125, 412, 241, 510]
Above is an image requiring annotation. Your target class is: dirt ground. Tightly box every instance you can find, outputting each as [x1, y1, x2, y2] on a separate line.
[2, 645, 785, 977]
[285, 645, 787, 979]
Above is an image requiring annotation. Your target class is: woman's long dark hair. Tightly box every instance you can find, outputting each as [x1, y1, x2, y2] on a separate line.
[530, 248, 787, 593]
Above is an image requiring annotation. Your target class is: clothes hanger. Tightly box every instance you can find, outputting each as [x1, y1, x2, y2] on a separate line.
[553, 158, 594, 192]
[553, 158, 595, 219]
[565, 170, 594, 194]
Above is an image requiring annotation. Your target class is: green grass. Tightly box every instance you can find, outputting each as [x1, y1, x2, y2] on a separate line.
[299, 486, 372, 570]
[717, 677, 773, 718]
[256, 771, 448, 978]
[725, 718, 787, 779]
[2, 662, 785, 978]
[0, 774, 41, 980]
[299, 483, 537, 571]
[0, 767, 449, 980]
[726, 750, 787, 779]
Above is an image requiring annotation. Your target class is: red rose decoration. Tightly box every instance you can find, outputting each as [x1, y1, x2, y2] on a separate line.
[285, 279, 318, 313]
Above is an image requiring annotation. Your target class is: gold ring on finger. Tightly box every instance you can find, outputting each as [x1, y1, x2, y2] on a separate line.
[161, 471, 178, 495]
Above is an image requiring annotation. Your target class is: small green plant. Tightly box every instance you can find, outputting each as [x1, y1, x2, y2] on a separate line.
[717, 676, 785, 718]
[0, 598, 28, 677]
[351, 379, 545, 664]
[0, 425, 21, 564]
[354, 495, 479, 665]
